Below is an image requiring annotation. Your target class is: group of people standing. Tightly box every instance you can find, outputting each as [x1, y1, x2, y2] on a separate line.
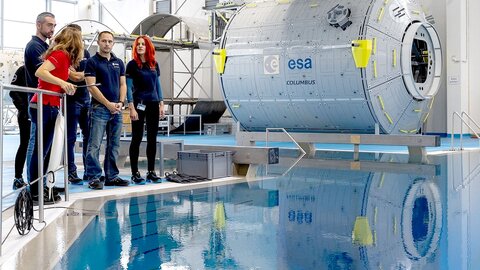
[10, 12, 165, 204]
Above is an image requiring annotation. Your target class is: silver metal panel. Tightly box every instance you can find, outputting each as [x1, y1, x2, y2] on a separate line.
[365, 26, 402, 89]
[393, 98, 432, 134]
[366, 0, 410, 42]
[368, 77, 412, 133]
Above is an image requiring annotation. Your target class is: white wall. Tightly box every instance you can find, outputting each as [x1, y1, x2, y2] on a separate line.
[441, 0, 480, 135]
[467, 0, 480, 135]
[422, 0, 447, 134]
[420, 0, 480, 135]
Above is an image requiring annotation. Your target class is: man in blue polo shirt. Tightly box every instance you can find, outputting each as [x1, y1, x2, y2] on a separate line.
[84, 31, 129, 189]
[25, 12, 56, 89]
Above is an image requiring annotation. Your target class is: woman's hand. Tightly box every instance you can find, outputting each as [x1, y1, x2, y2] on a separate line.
[130, 106, 139, 121]
[61, 81, 76, 95]
[159, 103, 165, 119]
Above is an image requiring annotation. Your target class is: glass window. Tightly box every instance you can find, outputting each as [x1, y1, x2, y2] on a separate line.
[51, 1, 77, 28]
[4, 0, 45, 21]
[3, 20, 34, 49]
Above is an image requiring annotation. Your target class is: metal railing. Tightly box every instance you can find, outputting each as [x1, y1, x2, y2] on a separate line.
[0, 83, 69, 256]
[164, 114, 202, 136]
[450, 111, 480, 150]
[265, 128, 306, 176]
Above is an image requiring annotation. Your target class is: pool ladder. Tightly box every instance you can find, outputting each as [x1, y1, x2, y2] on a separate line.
[451, 111, 480, 150]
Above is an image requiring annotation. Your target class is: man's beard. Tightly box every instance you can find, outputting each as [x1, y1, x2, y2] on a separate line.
[40, 31, 52, 40]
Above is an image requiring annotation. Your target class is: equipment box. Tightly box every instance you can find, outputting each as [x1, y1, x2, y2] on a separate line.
[177, 150, 232, 179]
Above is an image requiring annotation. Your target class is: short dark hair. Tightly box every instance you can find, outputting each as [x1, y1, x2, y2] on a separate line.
[36, 12, 55, 23]
[66, 23, 82, 31]
[98, 31, 114, 40]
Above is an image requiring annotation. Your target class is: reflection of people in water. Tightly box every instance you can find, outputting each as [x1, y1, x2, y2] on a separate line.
[127, 195, 179, 268]
[202, 200, 238, 269]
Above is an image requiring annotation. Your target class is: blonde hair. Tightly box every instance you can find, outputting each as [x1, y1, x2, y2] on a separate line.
[43, 27, 84, 67]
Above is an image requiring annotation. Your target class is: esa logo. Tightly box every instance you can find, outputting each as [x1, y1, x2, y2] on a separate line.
[264, 55, 280, 75]
[288, 57, 312, 70]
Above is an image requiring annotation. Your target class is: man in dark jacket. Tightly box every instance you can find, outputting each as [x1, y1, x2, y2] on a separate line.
[9, 65, 29, 189]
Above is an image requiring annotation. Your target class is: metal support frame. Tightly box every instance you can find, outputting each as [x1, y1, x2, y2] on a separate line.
[172, 47, 212, 99]
[237, 130, 440, 163]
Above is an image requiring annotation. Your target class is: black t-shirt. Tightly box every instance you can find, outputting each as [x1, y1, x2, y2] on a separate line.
[68, 49, 91, 103]
[126, 60, 161, 102]
[9, 65, 29, 109]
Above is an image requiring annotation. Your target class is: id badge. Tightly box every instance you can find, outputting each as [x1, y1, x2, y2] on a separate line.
[137, 103, 146, 111]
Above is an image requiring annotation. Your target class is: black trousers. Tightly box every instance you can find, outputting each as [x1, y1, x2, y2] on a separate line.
[10, 91, 31, 179]
[129, 101, 160, 174]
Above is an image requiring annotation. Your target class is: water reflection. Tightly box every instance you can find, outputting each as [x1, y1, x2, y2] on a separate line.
[55, 151, 480, 269]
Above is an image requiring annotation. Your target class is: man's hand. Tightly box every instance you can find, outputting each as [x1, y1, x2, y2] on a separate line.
[106, 102, 121, 114]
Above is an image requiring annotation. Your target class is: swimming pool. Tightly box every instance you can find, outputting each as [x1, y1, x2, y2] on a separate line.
[53, 151, 480, 269]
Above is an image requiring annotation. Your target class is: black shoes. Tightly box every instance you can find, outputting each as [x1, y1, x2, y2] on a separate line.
[131, 172, 146, 185]
[52, 186, 65, 193]
[12, 177, 27, 190]
[68, 171, 83, 185]
[32, 188, 62, 205]
[105, 177, 130, 187]
[88, 178, 104, 190]
[146, 171, 162, 183]
[88, 176, 130, 190]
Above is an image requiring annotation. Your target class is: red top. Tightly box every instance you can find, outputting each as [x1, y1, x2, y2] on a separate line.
[31, 50, 70, 107]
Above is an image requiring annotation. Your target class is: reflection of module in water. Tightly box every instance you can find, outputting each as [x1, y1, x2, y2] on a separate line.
[216, 0, 442, 135]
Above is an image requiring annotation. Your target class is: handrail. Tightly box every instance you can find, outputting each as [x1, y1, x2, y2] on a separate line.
[265, 128, 306, 176]
[0, 83, 69, 256]
[461, 111, 480, 147]
[450, 111, 480, 150]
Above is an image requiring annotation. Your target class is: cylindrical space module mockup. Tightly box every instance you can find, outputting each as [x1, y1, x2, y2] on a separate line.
[215, 0, 442, 134]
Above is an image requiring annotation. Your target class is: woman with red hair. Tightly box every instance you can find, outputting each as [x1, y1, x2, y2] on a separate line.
[126, 35, 165, 184]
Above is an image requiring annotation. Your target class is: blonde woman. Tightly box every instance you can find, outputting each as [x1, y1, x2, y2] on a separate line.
[27, 27, 84, 204]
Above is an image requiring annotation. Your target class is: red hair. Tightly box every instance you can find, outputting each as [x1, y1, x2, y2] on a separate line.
[132, 35, 156, 69]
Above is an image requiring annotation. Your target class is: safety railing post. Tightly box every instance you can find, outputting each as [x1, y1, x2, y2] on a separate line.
[451, 112, 456, 151]
[37, 93, 45, 222]
[63, 97, 69, 201]
[0, 84, 66, 247]
[0, 82, 4, 256]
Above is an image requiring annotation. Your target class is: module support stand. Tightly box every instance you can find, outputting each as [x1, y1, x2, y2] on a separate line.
[236, 131, 439, 163]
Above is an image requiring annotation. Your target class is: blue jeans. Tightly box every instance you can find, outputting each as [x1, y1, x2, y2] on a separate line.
[26, 105, 58, 195]
[84, 104, 122, 181]
[66, 100, 90, 174]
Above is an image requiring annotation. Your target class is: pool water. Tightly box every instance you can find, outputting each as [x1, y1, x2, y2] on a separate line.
[54, 151, 480, 269]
